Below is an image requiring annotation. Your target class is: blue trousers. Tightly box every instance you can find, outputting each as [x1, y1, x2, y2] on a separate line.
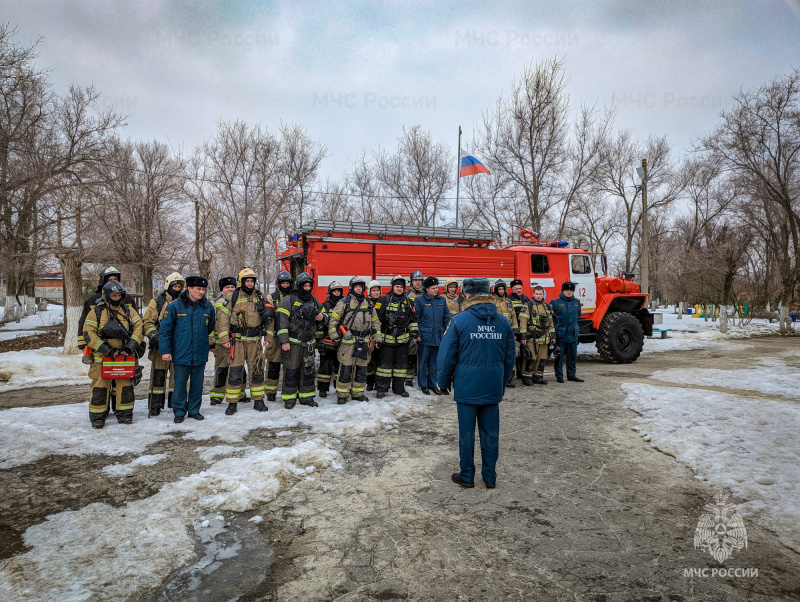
[417, 344, 439, 388]
[456, 402, 500, 484]
[172, 363, 206, 417]
[553, 339, 578, 379]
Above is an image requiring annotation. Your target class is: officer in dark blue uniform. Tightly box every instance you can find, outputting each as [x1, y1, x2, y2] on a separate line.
[550, 281, 584, 383]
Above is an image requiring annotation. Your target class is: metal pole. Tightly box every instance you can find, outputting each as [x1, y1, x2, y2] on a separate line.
[640, 158, 650, 306]
[455, 126, 462, 228]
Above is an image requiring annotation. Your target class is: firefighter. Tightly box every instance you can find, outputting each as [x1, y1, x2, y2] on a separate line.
[405, 269, 424, 387]
[366, 280, 383, 391]
[492, 279, 520, 388]
[82, 280, 144, 428]
[142, 272, 184, 416]
[77, 266, 138, 349]
[276, 272, 326, 408]
[508, 279, 531, 382]
[522, 285, 556, 385]
[444, 277, 465, 316]
[375, 275, 416, 398]
[209, 276, 238, 405]
[317, 281, 344, 397]
[328, 275, 383, 403]
[216, 268, 274, 415]
[265, 271, 294, 401]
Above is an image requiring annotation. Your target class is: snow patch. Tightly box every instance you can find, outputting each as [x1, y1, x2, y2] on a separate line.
[101, 453, 167, 477]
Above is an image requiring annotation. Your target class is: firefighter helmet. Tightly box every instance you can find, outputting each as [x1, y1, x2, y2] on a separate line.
[277, 270, 292, 284]
[97, 266, 121, 287]
[349, 275, 367, 291]
[328, 280, 344, 294]
[391, 275, 406, 288]
[101, 280, 126, 303]
[296, 272, 313, 288]
[368, 279, 381, 291]
[494, 279, 507, 294]
[410, 269, 423, 280]
[237, 268, 257, 288]
[422, 276, 439, 289]
[164, 272, 185, 290]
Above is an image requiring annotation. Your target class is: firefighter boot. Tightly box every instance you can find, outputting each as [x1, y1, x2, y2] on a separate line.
[116, 410, 133, 425]
[149, 395, 162, 416]
[225, 402, 238, 416]
[337, 397, 347, 405]
[90, 410, 109, 430]
[267, 393, 276, 402]
[299, 397, 319, 407]
[521, 377, 534, 386]
[239, 396, 252, 403]
[252, 398, 268, 412]
[167, 391, 172, 409]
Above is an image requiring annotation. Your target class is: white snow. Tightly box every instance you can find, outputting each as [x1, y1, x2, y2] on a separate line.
[101, 453, 168, 477]
[0, 303, 63, 329]
[621, 354, 800, 554]
[0, 329, 39, 342]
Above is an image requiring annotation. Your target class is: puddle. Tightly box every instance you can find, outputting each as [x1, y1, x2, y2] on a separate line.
[149, 513, 272, 601]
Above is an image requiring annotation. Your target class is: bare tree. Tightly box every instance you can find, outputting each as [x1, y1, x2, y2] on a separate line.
[280, 123, 327, 229]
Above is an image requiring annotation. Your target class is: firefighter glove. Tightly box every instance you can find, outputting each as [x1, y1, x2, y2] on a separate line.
[97, 342, 113, 357]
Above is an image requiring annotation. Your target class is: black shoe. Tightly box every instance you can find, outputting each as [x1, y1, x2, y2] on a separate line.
[174, 415, 185, 423]
[405, 380, 413, 387]
[91, 421, 105, 429]
[568, 376, 584, 382]
[556, 377, 565, 383]
[150, 406, 161, 416]
[189, 413, 204, 420]
[319, 390, 327, 398]
[421, 387, 431, 395]
[506, 381, 516, 388]
[209, 399, 222, 406]
[484, 480, 496, 489]
[352, 395, 369, 402]
[432, 387, 445, 395]
[225, 403, 238, 415]
[538, 376, 548, 385]
[337, 397, 347, 405]
[116, 412, 132, 425]
[253, 399, 268, 412]
[266, 393, 276, 402]
[399, 391, 409, 398]
[299, 399, 319, 407]
[521, 378, 534, 386]
[376, 391, 386, 399]
[239, 396, 252, 403]
[451, 473, 474, 488]
[285, 400, 296, 409]
[366, 383, 375, 391]
[167, 392, 173, 409]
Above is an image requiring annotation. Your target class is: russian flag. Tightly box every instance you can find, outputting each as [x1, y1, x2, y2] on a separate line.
[459, 151, 490, 177]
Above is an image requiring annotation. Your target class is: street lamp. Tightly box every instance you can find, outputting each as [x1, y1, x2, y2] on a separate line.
[636, 160, 649, 306]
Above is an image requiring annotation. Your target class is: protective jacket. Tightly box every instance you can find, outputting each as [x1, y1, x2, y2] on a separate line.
[277, 293, 327, 345]
[551, 293, 582, 343]
[142, 290, 180, 350]
[527, 299, 555, 342]
[508, 293, 530, 335]
[158, 290, 215, 366]
[437, 294, 516, 404]
[376, 292, 417, 345]
[492, 294, 519, 334]
[316, 296, 342, 349]
[415, 292, 451, 346]
[328, 295, 383, 344]
[444, 278, 466, 315]
[407, 285, 423, 302]
[83, 301, 144, 360]
[77, 289, 138, 348]
[215, 287, 274, 345]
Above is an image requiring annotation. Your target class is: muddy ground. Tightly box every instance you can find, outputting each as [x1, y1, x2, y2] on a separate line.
[1, 337, 799, 601]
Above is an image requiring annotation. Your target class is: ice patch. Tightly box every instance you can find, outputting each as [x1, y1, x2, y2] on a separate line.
[101, 453, 167, 477]
[194, 444, 258, 463]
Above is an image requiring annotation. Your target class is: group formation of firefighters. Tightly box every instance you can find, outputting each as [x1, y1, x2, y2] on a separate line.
[77, 265, 583, 427]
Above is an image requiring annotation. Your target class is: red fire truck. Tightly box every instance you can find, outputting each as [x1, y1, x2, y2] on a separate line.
[278, 221, 653, 363]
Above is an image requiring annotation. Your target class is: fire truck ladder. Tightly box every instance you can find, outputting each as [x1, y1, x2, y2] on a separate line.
[298, 220, 501, 242]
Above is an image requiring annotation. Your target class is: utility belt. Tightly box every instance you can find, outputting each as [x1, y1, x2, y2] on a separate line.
[384, 326, 408, 336]
[350, 328, 373, 337]
[289, 333, 315, 343]
[230, 326, 262, 337]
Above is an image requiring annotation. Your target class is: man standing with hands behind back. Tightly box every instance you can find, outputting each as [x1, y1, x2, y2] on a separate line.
[438, 277, 515, 489]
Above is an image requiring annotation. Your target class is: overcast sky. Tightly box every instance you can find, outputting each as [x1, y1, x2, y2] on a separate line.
[4, 0, 800, 184]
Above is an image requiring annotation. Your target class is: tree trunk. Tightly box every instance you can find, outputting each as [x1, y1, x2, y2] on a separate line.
[720, 305, 728, 333]
[59, 250, 85, 355]
[142, 265, 154, 305]
[677, 301, 683, 320]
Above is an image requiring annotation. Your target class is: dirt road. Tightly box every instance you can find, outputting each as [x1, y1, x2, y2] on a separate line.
[1, 337, 798, 600]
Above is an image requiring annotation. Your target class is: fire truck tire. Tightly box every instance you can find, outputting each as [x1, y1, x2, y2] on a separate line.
[596, 311, 644, 364]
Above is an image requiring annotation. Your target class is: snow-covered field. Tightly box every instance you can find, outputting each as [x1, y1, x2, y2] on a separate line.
[0, 393, 429, 600]
[0, 304, 63, 329]
[622, 348, 800, 554]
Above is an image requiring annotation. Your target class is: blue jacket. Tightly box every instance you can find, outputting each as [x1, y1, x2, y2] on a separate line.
[550, 293, 582, 343]
[159, 290, 215, 366]
[437, 294, 516, 404]
[415, 291, 451, 346]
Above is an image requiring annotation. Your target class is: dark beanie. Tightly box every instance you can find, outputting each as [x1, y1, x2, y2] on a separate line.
[462, 278, 490, 295]
[218, 276, 236, 290]
[185, 276, 208, 288]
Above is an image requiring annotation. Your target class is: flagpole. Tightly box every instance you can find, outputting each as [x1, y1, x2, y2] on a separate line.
[455, 125, 462, 228]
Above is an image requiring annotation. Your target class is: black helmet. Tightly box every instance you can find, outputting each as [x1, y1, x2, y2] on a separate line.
[98, 266, 121, 287]
[349, 275, 367, 290]
[296, 272, 313, 287]
[277, 270, 292, 284]
[422, 276, 439, 289]
[494, 279, 507, 294]
[391, 275, 406, 288]
[410, 269, 423, 280]
[101, 280, 126, 303]
[328, 280, 344, 294]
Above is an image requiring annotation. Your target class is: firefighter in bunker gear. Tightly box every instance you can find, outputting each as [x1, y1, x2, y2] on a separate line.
[508, 278, 530, 382]
[366, 280, 383, 390]
[492, 279, 520, 387]
[405, 269, 424, 386]
[444, 277, 466, 316]
[328, 276, 383, 403]
[264, 270, 294, 401]
[375, 275, 417, 398]
[209, 276, 240, 405]
[317, 281, 344, 397]
[277, 272, 327, 408]
[216, 268, 274, 415]
[142, 272, 184, 416]
[77, 266, 138, 348]
[522, 285, 556, 385]
[82, 280, 143, 428]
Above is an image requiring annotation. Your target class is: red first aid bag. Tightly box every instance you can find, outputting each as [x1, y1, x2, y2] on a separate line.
[100, 355, 137, 379]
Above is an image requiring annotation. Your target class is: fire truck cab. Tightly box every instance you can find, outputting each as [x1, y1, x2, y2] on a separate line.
[279, 221, 653, 363]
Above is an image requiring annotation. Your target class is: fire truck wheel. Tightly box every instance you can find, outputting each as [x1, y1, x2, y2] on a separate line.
[596, 311, 644, 364]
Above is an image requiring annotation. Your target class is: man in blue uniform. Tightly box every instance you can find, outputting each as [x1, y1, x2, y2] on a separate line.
[438, 278, 516, 489]
[551, 281, 584, 383]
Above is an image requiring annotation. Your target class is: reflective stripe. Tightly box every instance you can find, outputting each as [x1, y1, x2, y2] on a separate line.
[277, 329, 288, 336]
[277, 307, 290, 316]
[282, 393, 297, 400]
[264, 384, 278, 391]
[299, 391, 315, 398]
